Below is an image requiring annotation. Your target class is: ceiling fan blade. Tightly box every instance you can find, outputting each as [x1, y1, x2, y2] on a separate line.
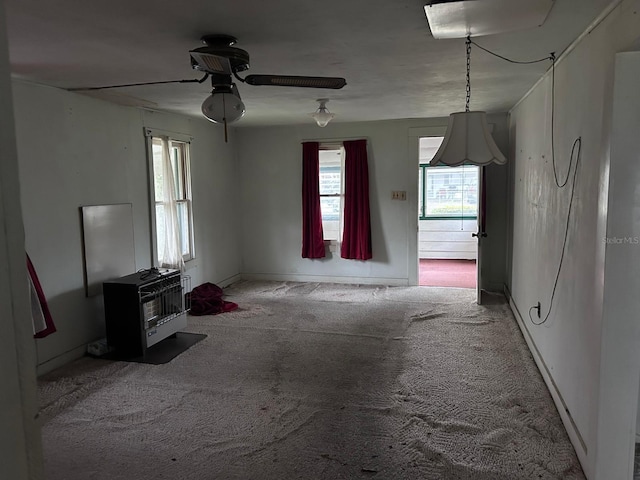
[68, 74, 209, 91]
[244, 75, 346, 89]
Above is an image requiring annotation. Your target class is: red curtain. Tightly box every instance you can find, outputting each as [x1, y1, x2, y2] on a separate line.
[341, 139, 372, 260]
[27, 253, 56, 338]
[301, 142, 326, 258]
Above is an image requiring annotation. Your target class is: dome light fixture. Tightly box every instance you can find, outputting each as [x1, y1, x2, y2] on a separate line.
[201, 83, 245, 124]
[310, 99, 335, 127]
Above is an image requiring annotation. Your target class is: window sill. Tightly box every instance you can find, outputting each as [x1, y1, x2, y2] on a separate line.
[419, 216, 477, 221]
[181, 257, 195, 270]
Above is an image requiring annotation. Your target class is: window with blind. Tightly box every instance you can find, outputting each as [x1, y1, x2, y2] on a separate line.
[319, 147, 344, 241]
[419, 164, 479, 219]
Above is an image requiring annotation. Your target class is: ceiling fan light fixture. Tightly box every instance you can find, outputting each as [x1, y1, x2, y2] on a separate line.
[201, 84, 245, 124]
[311, 99, 334, 127]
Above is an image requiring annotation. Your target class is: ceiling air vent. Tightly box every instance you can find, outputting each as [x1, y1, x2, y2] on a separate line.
[424, 0, 555, 39]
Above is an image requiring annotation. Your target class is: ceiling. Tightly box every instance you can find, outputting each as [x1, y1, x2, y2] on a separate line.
[4, 0, 614, 127]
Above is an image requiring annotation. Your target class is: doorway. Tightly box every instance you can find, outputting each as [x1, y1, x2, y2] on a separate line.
[418, 136, 478, 289]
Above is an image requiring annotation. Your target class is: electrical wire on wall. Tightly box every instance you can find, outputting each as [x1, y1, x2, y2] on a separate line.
[528, 136, 582, 325]
[526, 53, 583, 326]
[468, 38, 584, 326]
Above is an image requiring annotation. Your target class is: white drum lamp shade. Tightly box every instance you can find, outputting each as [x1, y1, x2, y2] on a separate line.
[430, 111, 506, 166]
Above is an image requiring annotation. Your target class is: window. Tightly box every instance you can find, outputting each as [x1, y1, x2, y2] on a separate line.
[418, 136, 478, 220]
[318, 147, 344, 241]
[151, 137, 194, 265]
[419, 164, 479, 219]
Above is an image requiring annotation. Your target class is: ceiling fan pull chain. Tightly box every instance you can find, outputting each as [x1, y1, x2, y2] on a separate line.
[465, 36, 471, 113]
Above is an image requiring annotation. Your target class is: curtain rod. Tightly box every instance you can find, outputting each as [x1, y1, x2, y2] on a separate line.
[301, 136, 369, 143]
[143, 127, 193, 143]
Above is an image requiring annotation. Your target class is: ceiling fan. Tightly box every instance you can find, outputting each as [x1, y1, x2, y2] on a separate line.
[190, 34, 346, 129]
[70, 34, 347, 133]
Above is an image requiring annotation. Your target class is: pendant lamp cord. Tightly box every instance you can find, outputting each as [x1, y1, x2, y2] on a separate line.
[222, 93, 229, 144]
[465, 37, 471, 112]
[464, 35, 554, 112]
[468, 37, 553, 65]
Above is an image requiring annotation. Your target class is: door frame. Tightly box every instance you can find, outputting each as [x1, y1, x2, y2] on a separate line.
[408, 126, 447, 287]
[409, 127, 485, 302]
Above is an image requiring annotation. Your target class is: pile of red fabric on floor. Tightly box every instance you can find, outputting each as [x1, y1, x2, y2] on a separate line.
[187, 282, 238, 316]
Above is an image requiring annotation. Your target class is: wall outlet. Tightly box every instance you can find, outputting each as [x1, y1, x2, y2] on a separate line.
[392, 190, 406, 201]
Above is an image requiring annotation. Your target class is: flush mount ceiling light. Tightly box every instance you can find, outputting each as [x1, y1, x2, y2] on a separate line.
[424, 0, 554, 39]
[430, 37, 506, 167]
[310, 99, 335, 127]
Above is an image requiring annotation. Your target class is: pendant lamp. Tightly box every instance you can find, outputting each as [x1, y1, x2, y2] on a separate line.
[310, 99, 334, 127]
[430, 37, 506, 167]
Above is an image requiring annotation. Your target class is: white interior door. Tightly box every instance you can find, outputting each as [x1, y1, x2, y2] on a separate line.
[473, 166, 486, 304]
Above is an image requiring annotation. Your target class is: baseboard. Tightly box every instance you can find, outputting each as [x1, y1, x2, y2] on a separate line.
[482, 281, 506, 293]
[217, 273, 242, 288]
[240, 272, 409, 286]
[504, 285, 589, 470]
[37, 344, 87, 376]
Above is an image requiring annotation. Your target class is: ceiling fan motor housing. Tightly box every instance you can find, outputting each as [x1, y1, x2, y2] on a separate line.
[190, 45, 250, 74]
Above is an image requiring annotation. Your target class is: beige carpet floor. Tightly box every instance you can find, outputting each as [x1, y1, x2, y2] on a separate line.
[38, 281, 584, 479]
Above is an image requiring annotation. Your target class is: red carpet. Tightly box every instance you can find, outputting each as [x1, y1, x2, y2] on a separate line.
[419, 259, 476, 289]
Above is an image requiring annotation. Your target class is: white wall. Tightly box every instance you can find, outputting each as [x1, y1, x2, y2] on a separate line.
[0, 0, 43, 476]
[507, 1, 640, 477]
[9, 83, 507, 375]
[419, 219, 477, 260]
[595, 51, 640, 479]
[236, 116, 507, 288]
[12, 81, 242, 374]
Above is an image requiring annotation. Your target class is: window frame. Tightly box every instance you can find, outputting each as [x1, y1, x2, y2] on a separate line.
[419, 163, 479, 221]
[145, 128, 195, 266]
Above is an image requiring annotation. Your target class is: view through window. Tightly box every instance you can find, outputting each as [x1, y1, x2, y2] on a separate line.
[419, 137, 478, 219]
[319, 147, 343, 241]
